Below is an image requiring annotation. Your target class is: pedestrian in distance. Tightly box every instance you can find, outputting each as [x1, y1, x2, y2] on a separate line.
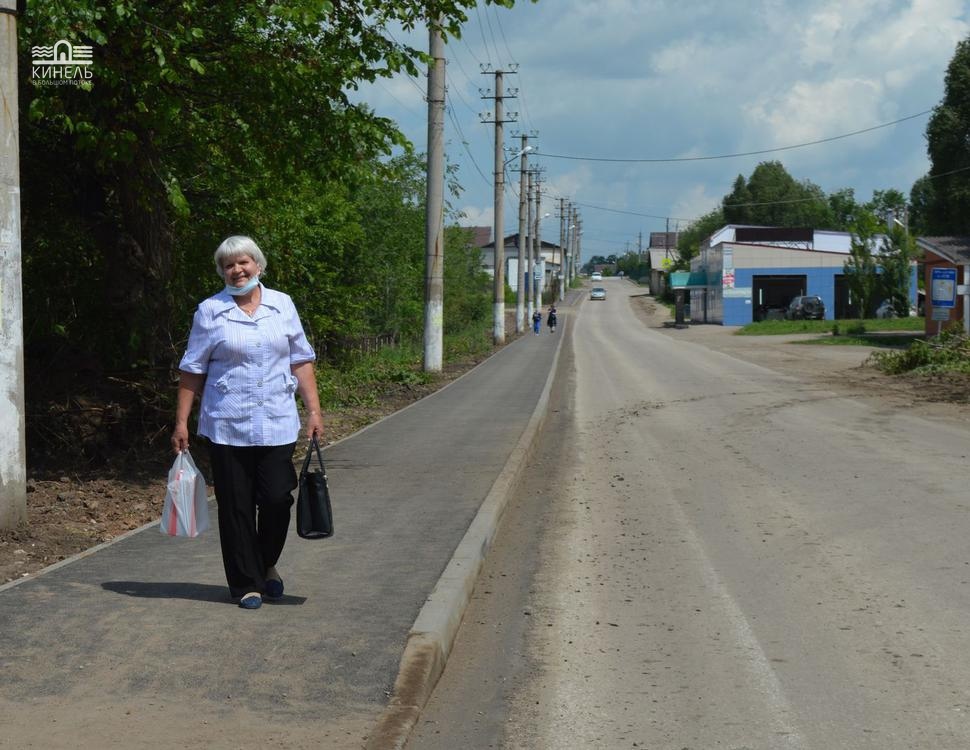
[532, 308, 542, 335]
[547, 305, 557, 333]
[172, 235, 323, 610]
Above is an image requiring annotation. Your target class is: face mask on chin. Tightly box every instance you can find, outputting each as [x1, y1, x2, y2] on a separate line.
[225, 275, 260, 296]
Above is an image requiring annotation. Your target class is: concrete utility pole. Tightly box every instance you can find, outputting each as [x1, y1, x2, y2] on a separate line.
[0, 0, 27, 530]
[558, 198, 566, 301]
[533, 174, 543, 306]
[525, 169, 534, 325]
[482, 67, 517, 344]
[515, 134, 529, 333]
[575, 213, 583, 280]
[422, 21, 446, 372]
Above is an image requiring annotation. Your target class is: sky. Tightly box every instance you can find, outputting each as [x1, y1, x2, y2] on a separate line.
[353, 0, 970, 264]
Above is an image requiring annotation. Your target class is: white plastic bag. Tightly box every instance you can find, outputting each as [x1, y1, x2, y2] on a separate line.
[160, 450, 210, 538]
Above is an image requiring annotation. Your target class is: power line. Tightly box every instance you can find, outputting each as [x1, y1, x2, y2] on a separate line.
[446, 104, 492, 187]
[537, 109, 933, 164]
[573, 200, 691, 223]
[474, 2, 502, 67]
[490, 6, 533, 133]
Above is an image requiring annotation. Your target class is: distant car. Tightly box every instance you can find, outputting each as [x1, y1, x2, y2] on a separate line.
[875, 299, 896, 319]
[785, 295, 825, 320]
[591, 272, 603, 281]
[590, 287, 606, 300]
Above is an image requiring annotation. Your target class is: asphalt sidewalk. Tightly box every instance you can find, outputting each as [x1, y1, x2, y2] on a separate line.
[0, 297, 576, 750]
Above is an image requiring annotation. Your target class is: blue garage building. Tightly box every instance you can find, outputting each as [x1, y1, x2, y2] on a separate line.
[687, 225, 918, 325]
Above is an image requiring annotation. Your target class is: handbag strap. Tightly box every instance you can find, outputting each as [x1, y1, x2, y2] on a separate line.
[300, 435, 326, 476]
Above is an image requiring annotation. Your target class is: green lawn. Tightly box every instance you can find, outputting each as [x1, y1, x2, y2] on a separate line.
[736, 317, 924, 336]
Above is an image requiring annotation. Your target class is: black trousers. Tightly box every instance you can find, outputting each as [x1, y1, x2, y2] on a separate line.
[207, 440, 297, 599]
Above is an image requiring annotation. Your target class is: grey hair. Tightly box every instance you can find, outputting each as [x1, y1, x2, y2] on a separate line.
[213, 235, 267, 279]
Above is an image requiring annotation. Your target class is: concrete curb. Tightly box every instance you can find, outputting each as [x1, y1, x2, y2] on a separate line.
[364, 319, 566, 750]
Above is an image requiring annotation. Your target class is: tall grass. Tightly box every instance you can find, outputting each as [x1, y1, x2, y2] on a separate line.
[737, 317, 924, 336]
[317, 322, 496, 409]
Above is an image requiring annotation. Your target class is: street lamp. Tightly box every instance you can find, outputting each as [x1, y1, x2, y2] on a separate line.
[503, 144, 532, 168]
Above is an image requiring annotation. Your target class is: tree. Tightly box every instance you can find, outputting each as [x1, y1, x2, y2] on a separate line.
[676, 208, 724, 268]
[722, 161, 836, 229]
[827, 188, 859, 231]
[918, 36, 970, 233]
[876, 226, 916, 317]
[844, 212, 882, 318]
[908, 175, 936, 235]
[20, 0, 532, 368]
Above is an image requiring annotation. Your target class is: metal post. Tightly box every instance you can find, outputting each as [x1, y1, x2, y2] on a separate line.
[0, 0, 27, 529]
[423, 22, 445, 372]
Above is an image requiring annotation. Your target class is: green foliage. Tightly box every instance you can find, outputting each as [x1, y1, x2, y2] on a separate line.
[878, 226, 917, 318]
[615, 251, 648, 280]
[920, 36, 970, 234]
[676, 208, 724, 266]
[19, 0, 532, 370]
[317, 343, 433, 409]
[737, 317, 923, 336]
[843, 212, 881, 318]
[868, 330, 970, 374]
[722, 161, 836, 228]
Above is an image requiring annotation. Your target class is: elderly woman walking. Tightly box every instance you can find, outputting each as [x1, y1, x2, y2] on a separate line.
[172, 235, 323, 610]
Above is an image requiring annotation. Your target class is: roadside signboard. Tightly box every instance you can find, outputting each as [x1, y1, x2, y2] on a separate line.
[931, 267, 957, 308]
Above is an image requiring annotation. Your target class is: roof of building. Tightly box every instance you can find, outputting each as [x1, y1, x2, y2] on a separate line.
[464, 226, 492, 247]
[648, 231, 679, 249]
[479, 233, 561, 251]
[917, 236, 970, 264]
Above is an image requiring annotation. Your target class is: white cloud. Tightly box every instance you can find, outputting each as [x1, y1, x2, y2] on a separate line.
[357, 0, 970, 258]
[745, 77, 885, 147]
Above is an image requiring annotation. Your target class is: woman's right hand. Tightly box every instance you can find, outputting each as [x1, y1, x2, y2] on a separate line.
[171, 423, 189, 454]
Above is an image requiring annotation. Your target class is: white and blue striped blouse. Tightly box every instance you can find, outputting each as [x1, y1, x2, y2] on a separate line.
[179, 285, 316, 447]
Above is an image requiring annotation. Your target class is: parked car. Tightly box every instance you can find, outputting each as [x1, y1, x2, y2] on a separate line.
[875, 299, 896, 319]
[591, 272, 603, 281]
[590, 287, 606, 300]
[785, 295, 825, 320]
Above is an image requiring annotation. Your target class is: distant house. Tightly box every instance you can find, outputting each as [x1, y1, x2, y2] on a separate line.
[917, 237, 970, 336]
[687, 225, 917, 325]
[479, 233, 563, 293]
[647, 231, 680, 296]
[464, 225, 492, 249]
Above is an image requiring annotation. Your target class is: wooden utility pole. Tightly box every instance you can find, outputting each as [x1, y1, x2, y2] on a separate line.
[482, 67, 517, 344]
[0, 0, 26, 530]
[422, 21, 445, 372]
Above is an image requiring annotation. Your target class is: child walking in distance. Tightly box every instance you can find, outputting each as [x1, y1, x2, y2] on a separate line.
[532, 309, 542, 335]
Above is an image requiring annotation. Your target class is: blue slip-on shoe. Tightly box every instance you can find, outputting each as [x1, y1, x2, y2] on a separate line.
[239, 593, 262, 610]
[264, 577, 284, 600]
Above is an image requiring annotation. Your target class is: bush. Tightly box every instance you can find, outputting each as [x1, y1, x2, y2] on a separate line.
[868, 330, 970, 375]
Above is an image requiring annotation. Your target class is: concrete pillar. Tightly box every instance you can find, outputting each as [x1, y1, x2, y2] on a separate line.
[0, 1, 27, 529]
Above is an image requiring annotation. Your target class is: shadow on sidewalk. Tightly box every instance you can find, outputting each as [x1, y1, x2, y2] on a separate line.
[102, 580, 307, 605]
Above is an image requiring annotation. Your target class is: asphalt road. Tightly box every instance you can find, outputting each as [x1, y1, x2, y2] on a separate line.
[0, 319, 562, 750]
[408, 278, 970, 749]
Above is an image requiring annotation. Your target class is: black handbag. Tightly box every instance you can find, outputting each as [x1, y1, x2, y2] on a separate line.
[296, 436, 334, 539]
